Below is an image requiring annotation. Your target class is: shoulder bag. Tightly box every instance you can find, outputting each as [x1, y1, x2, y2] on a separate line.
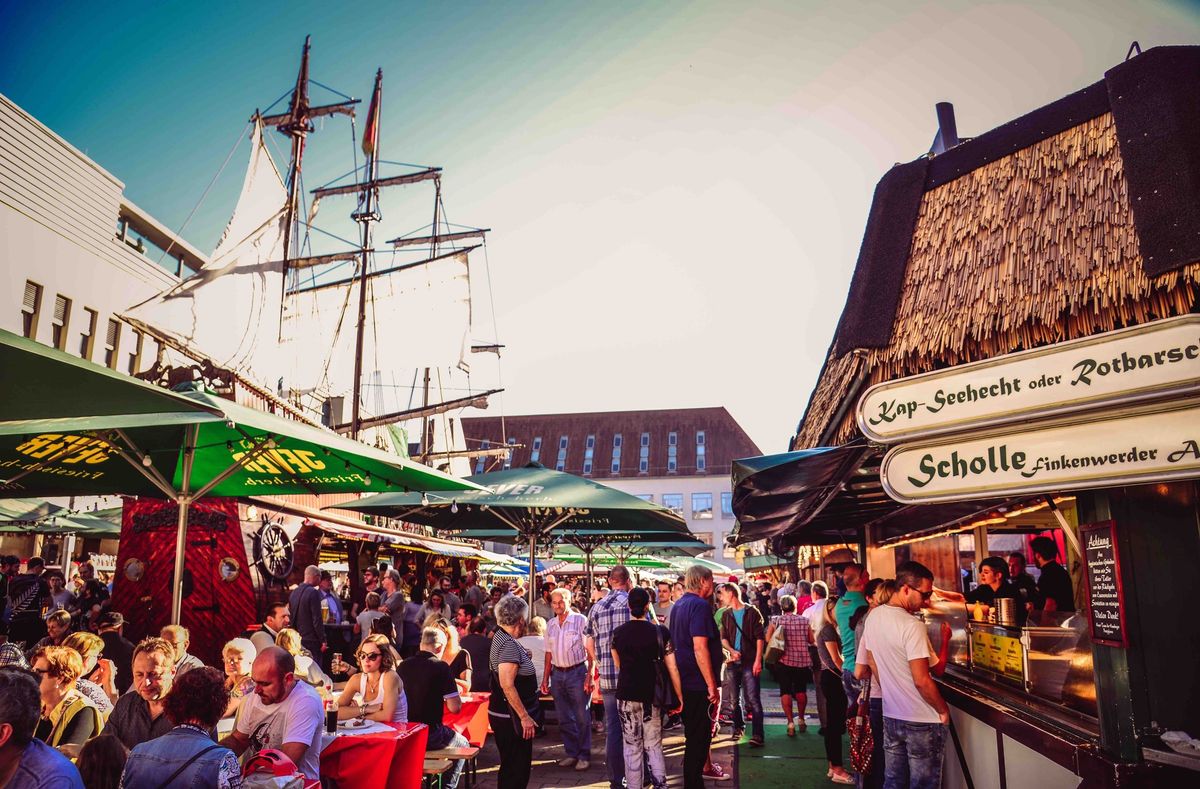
[764, 615, 787, 666]
[847, 675, 874, 774]
[652, 625, 680, 713]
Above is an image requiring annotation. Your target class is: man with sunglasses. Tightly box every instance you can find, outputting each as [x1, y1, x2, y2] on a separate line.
[859, 561, 950, 789]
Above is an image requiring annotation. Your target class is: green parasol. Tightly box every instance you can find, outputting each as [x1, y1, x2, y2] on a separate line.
[0, 497, 121, 538]
[335, 464, 691, 613]
[0, 329, 486, 622]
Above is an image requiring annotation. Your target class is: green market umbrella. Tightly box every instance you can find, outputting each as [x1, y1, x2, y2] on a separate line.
[0, 329, 486, 622]
[336, 464, 690, 613]
[0, 497, 121, 538]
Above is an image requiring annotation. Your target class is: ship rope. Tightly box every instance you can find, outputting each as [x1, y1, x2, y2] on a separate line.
[153, 122, 250, 270]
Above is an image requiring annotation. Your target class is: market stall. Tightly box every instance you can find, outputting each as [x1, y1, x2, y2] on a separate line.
[735, 46, 1200, 786]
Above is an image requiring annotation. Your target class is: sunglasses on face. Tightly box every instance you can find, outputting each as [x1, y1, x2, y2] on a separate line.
[357, 651, 382, 661]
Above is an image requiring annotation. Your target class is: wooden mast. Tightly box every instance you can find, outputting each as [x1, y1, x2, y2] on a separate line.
[350, 69, 384, 439]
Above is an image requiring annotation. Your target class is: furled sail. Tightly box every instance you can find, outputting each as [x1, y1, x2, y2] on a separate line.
[280, 249, 473, 409]
[125, 120, 291, 388]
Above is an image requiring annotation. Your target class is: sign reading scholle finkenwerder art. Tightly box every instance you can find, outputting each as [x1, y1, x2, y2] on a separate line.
[857, 315, 1200, 443]
[880, 399, 1200, 504]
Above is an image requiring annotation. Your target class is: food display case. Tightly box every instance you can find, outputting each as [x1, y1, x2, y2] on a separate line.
[921, 604, 1098, 720]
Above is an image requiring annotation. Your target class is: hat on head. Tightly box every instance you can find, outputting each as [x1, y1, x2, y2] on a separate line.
[320, 570, 333, 582]
[96, 611, 124, 629]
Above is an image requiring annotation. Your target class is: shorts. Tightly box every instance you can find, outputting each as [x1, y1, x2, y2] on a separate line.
[775, 662, 813, 696]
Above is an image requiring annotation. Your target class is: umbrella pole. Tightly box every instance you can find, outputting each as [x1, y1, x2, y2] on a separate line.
[527, 531, 537, 621]
[171, 425, 198, 626]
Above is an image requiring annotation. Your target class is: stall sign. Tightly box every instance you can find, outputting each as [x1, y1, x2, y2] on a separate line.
[1080, 521, 1128, 647]
[881, 399, 1200, 504]
[857, 315, 1200, 443]
[970, 629, 1024, 680]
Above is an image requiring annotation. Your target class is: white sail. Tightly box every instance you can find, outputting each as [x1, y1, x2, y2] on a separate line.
[125, 120, 291, 389]
[280, 249, 473, 408]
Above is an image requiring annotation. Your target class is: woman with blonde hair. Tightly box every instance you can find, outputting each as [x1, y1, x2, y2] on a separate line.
[63, 631, 116, 715]
[763, 594, 813, 737]
[275, 627, 333, 688]
[335, 633, 408, 723]
[32, 645, 103, 749]
[424, 614, 472, 693]
[815, 598, 853, 784]
[220, 637, 256, 717]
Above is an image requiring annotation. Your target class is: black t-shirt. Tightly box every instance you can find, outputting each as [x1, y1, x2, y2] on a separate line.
[611, 619, 671, 707]
[398, 651, 458, 729]
[965, 580, 1026, 625]
[460, 634, 492, 692]
[1037, 562, 1075, 612]
[100, 631, 136, 694]
[1010, 573, 1040, 608]
[7, 573, 49, 619]
[449, 648, 471, 683]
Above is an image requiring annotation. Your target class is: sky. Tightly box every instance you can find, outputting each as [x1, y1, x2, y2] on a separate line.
[3, 0, 1199, 454]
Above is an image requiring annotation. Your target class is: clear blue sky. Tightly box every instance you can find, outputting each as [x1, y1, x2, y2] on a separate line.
[3, 1, 1199, 452]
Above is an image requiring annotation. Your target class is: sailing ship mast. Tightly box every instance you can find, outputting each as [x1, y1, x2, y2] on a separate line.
[349, 70, 383, 438]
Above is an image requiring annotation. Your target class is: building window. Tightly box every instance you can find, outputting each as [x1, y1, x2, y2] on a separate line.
[699, 533, 716, 556]
[21, 281, 43, 339]
[667, 431, 678, 473]
[696, 430, 707, 472]
[556, 435, 568, 472]
[692, 492, 713, 519]
[78, 307, 98, 359]
[531, 436, 542, 464]
[51, 294, 71, 350]
[126, 329, 143, 374]
[662, 493, 683, 516]
[635, 494, 653, 502]
[721, 491, 733, 519]
[611, 433, 622, 474]
[504, 437, 516, 469]
[583, 434, 595, 475]
[639, 432, 650, 473]
[475, 439, 491, 474]
[103, 318, 121, 369]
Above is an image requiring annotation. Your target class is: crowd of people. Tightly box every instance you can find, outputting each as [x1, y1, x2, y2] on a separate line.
[0, 541, 1076, 788]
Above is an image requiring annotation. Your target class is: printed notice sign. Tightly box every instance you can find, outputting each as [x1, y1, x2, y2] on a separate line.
[880, 399, 1200, 504]
[857, 315, 1200, 443]
[1081, 521, 1127, 647]
[970, 629, 1024, 680]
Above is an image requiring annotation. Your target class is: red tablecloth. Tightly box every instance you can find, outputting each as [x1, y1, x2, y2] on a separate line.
[320, 721, 428, 789]
[445, 692, 490, 746]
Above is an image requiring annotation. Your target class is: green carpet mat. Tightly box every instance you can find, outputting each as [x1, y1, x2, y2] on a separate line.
[735, 722, 851, 788]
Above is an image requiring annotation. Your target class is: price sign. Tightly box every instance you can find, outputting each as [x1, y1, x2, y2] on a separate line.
[1080, 520, 1128, 647]
[970, 629, 1024, 681]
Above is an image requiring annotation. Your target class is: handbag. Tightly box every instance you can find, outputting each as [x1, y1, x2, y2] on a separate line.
[764, 616, 787, 665]
[652, 625, 680, 712]
[847, 675, 874, 774]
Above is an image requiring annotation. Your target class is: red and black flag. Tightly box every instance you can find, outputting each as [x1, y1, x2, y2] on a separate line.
[361, 68, 382, 158]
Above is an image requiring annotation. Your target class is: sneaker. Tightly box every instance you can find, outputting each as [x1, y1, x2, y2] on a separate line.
[574, 760, 590, 771]
[556, 757, 577, 768]
[702, 764, 732, 781]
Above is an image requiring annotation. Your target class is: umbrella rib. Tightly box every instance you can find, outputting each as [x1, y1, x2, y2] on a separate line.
[191, 435, 278, 501]
[106, 430, 180, 499]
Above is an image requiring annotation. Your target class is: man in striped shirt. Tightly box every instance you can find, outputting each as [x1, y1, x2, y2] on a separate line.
[541, 588, 592, 770]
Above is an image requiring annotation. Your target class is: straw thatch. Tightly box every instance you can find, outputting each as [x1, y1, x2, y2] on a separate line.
[795, 111, 1200, 448]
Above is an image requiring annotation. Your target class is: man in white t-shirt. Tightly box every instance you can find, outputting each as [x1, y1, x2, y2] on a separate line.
[801, 583, 828, 731]
[859, 561, 949, 789]
[221, 646, 325, 780]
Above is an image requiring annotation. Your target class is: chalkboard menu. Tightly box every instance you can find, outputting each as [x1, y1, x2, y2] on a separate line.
[1080, 520, 1128, 647]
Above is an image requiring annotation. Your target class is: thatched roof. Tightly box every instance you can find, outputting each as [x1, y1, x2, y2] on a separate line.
[795, 49, 1200, 449]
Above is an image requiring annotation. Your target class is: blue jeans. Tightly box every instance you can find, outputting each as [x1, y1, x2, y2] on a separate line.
[720, 661, 764, 739]
[602, 689, 625, 789]
[551, 663, 592, 760]
[883, 717, 946, 789]
[427, 724, 470, 789]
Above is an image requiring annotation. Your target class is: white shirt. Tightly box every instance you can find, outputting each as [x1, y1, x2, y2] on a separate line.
[545, 611, 588, 669]
[859, 604, 939, 724]
[517, 635, 547, 688]
[234, 680, 324, 779]
[802, 600, 826, 643]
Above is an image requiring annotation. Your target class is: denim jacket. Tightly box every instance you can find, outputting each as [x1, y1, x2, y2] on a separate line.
[120, 725, 241, 789]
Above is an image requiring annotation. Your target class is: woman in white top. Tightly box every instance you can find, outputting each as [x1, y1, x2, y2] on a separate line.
[336, 633, 407, 723]
[275, 628, 333, 688]
[517, 615, 548, 689]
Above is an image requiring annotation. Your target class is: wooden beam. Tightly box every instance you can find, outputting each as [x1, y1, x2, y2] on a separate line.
[258, 100, 359, 127]
[289, 246, 479, 294]
[310, 168, 442, 199]
[329, 388, 503, 433]
[387, 229, 489, 248]
[286, 251, 362, 270]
